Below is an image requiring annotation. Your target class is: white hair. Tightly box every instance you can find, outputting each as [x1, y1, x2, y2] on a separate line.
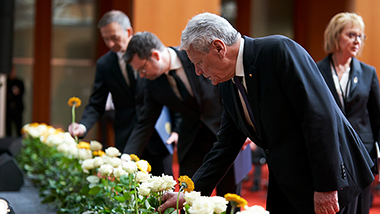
[180, 12, 240, 54]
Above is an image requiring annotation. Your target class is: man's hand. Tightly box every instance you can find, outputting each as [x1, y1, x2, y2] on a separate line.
[166, 132, 179, 146]
[157, 192, 185, 213]
[68, 122, 86, 138]
[314, 191, 339, 214]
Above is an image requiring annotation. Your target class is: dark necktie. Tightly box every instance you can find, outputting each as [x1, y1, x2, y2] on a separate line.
[127, 66, 136, 93]
[169, 70, 190, 100]
[233, 76, 257, 127]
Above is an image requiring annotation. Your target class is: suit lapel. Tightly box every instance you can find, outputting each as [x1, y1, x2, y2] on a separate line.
[319, 56, 344, 110]
[243, 37, 262, 139]
[348, 57, 361, 98]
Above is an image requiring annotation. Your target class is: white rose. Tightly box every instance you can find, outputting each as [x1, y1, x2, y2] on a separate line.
[81, 159, 95, 172]
[45, 134, 63, 147]
[62, 132, 76, 144]
[98, 164, 113, 176]
[120, 154, 131, 162]
[136, 171, 151, 183]
[160, 174, 177, 191]
[147, 176, 165, 192]
[57, 143, 70, 154]
[113, 166, 127, 179]
[101, 155, 111, 164]
[90, 140, 103, 151]
[136, 160, 150, 172]
[67, 146, 79, 158]
[184, 191, 201, 206]
[188, 197, 215, 214]
[122, 161, 138, 174]
[105, 147, 121, 157]
[138, 182, 151, 197]
[109, 157, 122, 168]
[78, 148, 93, 160]
[210, 196, 228, 214]
[236, 205, 269, 214]
[93, 157, 104, 168]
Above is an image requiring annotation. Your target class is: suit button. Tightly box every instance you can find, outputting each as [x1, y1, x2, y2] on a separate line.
[265, 149, 269, 154]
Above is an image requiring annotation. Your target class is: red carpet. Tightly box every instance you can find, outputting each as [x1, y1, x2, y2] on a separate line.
[173, 161, 380, 213]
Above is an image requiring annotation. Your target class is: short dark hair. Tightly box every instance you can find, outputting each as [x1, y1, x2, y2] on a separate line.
[124, 31, 165, 63]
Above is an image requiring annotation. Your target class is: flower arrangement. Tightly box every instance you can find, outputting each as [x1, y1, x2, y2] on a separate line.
[18, 123, 268, 214]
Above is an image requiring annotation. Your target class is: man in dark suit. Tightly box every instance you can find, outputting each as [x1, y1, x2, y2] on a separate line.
[68, 10, 172, 176]
[159, 12, 374, 214]
[123, 31, 247, 201]
[6, 66, 24, 137]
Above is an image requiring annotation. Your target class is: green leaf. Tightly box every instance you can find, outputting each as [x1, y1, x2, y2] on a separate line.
[114, 186, 123, 193]
[88, 186, 102, 195]
[164, 207, 175, 214]
[114, 196, 126, 202]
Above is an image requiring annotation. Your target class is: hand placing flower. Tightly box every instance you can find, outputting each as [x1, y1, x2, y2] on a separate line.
[67, 97, 81, 143]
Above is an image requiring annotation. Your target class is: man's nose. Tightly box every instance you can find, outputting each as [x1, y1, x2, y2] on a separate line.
[195, 65, 203, 76]
[106, 40, 115, 48]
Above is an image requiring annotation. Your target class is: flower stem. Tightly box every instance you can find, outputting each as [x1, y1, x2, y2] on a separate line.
[71, 104, 78, 144]
[177, 187, 182, 214]
[133, 173, 138, 214]
[230, 205, 236, 214]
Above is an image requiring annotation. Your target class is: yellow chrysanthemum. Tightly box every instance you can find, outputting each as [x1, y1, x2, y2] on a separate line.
[224, 193, 248, 208]
[77, 141, 91, 150]
[68, 97, 82, 108]
[93, 150, 106, 157]
[178, 175, 194, 193]
[130, 154, 140, 162]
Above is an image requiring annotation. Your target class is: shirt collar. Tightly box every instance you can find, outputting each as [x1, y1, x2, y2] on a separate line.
[168, 48, 182, 72]
[116, 51, 124, 60]
[235, 38, 245, 77]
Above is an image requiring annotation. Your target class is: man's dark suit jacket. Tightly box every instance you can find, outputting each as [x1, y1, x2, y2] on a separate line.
[80, 51, 165, 155]
[192, 35, 374, 213]
[317, 55, 380, 163]
[123, 48, 222, 168]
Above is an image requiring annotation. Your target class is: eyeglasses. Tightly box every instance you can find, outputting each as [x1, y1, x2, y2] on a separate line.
[137, 59, 148, 73]
[346, 32, 366, 42]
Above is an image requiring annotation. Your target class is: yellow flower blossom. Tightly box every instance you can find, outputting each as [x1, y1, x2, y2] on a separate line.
[178, 175, 194, 193]
[130, 154, 140, 162]
[68, 97, 82, 108]
[224, 193, 248, 208]
[77, 141, 91, 150]
[93, 150, 106, 157]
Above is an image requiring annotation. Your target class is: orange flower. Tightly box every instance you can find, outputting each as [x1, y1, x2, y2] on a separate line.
[224, 193, 248, 208]
[93, 150, 106, 157]
[178, 175, 194, 193]
[130, 154, 140, 162]
[77, 141, 91, 150]
[68, 97, 82, 107]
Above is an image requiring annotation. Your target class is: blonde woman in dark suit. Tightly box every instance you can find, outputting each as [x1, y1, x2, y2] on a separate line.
[317, 12, 380, 214]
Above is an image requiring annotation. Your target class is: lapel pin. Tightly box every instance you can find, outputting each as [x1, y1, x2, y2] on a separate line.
[353, 77, 358, 83]
[249, 74, 252, 77]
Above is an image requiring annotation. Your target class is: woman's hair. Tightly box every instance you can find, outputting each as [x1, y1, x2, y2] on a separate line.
[323, 12, 365, 54]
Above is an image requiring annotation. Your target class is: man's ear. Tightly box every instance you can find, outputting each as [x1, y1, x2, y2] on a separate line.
[212, 39, 226, 58]
[126, 27, 133, 38]
[151, 50, 160, 61]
